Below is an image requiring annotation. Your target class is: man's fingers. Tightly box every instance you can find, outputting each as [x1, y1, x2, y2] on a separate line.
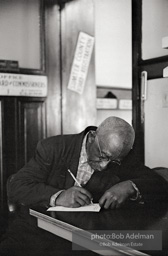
[75, 187, 92, 200]
[99, 193, 119, 209]
[57, 186, 92, 207]
[76, 197, 87, 206]
[105, 196, 117, 209]
[72, 187, 93, 206]
[78, 193, 91, 205]
[72, 202, 81, 208]
[99, 194, 106, 207]
[78, 187, 92, 200]
[99, 191, 112, 207]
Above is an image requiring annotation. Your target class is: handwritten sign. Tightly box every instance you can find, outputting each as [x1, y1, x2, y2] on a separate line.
[0, 73, 47, 97]
[68, 32, 94, 94]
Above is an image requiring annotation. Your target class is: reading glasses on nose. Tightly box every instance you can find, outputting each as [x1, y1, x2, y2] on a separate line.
[95, 134, 121, 166]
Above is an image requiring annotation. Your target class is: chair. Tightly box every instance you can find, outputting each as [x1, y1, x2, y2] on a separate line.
[7, 174, 18, 213]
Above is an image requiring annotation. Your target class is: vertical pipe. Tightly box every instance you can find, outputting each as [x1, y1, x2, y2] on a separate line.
[59, 3, 64, 134]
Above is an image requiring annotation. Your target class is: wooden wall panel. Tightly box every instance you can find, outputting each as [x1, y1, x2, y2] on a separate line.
[0, 98, 19, 208]
[45, 2, 62, 137]
[45, 0, 96, 136]
[2, 98, 18, 180]
[0, 100, 4, 207]
[0, 97, 46, 209]
[61, 0, 96, 134]
[17, 99, 46, 169]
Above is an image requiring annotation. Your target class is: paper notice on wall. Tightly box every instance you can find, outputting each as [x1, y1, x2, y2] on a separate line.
[0, 73, 47, 97]
[67, 32, 94, 94]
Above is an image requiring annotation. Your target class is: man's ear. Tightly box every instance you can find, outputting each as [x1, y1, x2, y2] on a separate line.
[88, 131, 96, 143]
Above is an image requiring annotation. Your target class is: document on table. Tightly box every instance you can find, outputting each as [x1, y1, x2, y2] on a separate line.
[47, 203, 101, 212]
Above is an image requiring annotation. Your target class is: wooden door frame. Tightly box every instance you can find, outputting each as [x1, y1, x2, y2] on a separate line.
[132, 0, 168, 162]
[0, 0, 47, 210]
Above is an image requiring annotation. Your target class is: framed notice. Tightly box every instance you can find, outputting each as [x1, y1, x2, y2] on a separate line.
[0, 73, 47, 97]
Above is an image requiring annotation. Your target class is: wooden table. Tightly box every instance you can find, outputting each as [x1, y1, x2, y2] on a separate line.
[30, 202, 168, 256]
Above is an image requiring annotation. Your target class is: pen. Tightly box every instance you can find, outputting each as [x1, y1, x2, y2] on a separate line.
[67, 169, 93, 204]
[67, 169, 81, 187]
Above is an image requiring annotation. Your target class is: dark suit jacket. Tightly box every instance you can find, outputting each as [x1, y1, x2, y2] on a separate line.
[8, 126, 168, 207]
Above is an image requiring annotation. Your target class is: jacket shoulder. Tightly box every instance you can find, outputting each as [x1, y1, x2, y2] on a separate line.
[38, 126, 97, 149]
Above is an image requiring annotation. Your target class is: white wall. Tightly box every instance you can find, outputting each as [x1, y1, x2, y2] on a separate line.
[95, 0, 132, 126]
[97, 110, 132, 126]
[95, 0, 132, 88]
[142, 0, 168, 59]
[145, 78, 168, 168]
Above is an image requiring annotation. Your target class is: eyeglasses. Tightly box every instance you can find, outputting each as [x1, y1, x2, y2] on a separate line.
[95, 134, 121, 166]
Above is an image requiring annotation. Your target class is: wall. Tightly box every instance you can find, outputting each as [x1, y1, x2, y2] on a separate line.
[142, 0, 168, 59]
[96, 88, 132, 125]
[95, 0, 132, 126]
[144, 78, 168, 168]
[142, 0, 168, 167]
[95, 0, 132, 88]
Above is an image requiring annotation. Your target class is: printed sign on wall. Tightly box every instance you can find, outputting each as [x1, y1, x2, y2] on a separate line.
[68, 32, 94, 94]
[0, 73, 47, 97]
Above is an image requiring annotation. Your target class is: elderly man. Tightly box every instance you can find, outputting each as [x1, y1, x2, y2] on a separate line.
[7, 116, 168, 209]
[1, 116, 168, 256]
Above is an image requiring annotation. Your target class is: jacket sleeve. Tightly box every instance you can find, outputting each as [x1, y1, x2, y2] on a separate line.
[116, 150, 168, 203]
[7, 139, 62, 207]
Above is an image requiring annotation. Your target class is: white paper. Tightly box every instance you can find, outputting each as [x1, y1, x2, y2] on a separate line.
[47, 203, 101, 212]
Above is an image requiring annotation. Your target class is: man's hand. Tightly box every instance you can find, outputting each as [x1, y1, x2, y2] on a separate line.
[56, 186, 93, 208]
[99, 181, 135, 209]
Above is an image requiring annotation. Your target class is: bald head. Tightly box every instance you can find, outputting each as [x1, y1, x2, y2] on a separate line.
[96, 116, 135, 160]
